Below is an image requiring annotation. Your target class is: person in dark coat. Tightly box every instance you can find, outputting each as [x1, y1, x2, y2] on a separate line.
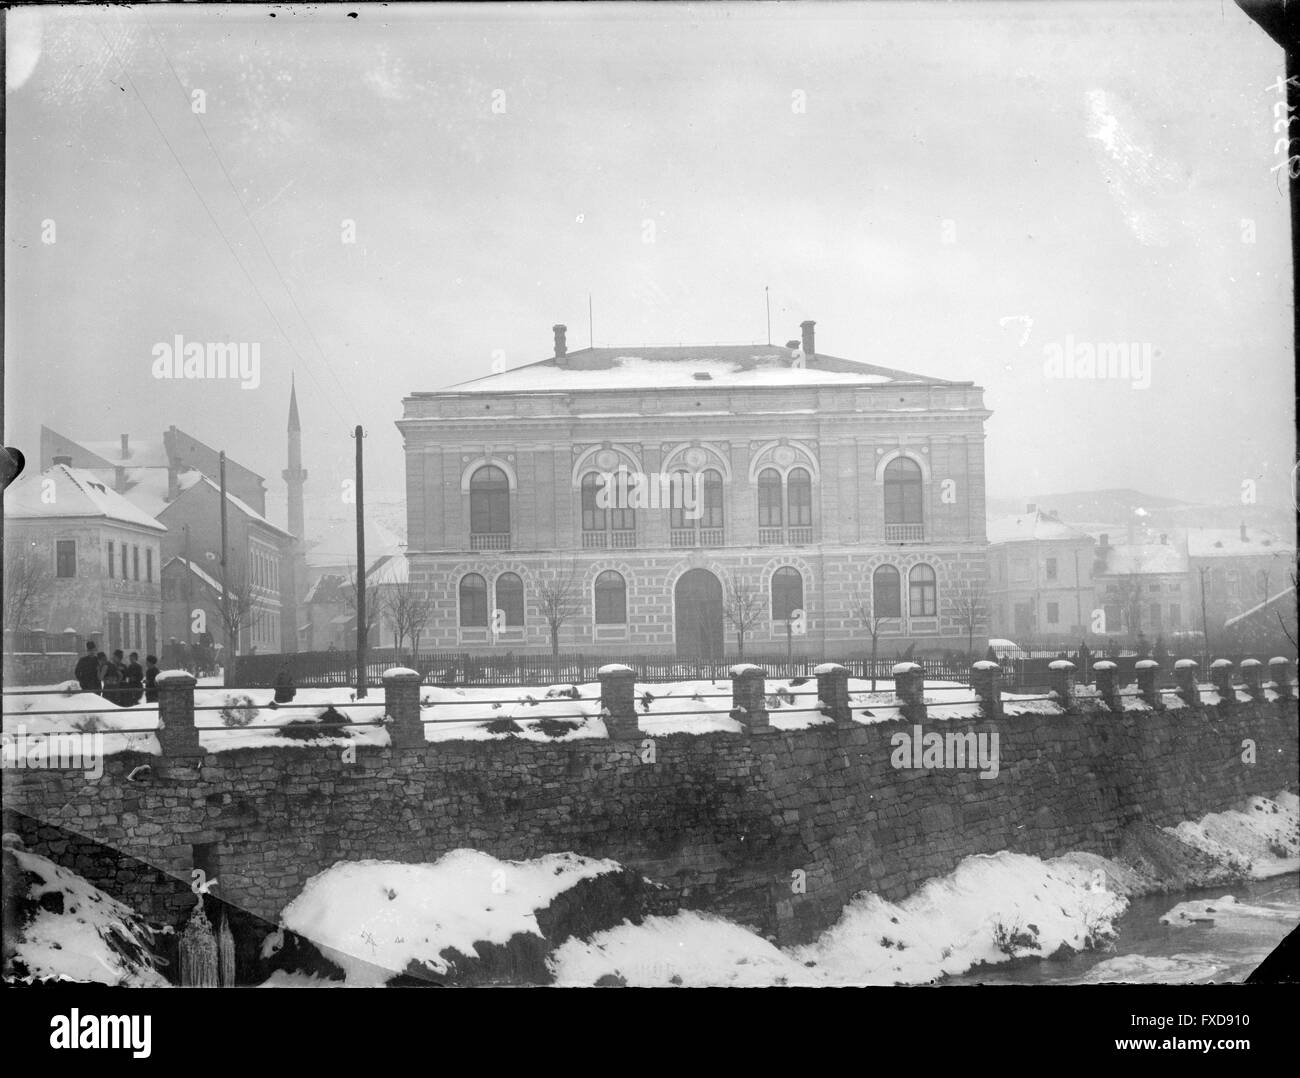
[74, 640, 101, 693]
[101, 655, 124, 707]
[273, 663, 296, 705]
[144, 655, 160, 704]
[123, 651, 144, 707]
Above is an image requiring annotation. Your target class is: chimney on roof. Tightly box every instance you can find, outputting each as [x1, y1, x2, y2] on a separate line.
[120, 434, 129, 460]
[553, 324, 568, 367]
[113, 466, 127, 493]
[800, 320, 816, 361]
[52, 455, 72, 467]
[1240, 522, 1248, 542]
[167, 465, 180, 502]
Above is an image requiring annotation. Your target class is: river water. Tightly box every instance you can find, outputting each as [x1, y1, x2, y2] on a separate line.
[943, 873, 1300, 985]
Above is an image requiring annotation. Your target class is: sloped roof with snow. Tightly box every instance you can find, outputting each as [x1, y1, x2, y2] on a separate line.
[1097, 542, 1188, 576]
[435, 344, 957, 394]
[987, 509, 1093, 545]
[366, 551, 410, 586]
[1186, 527, 1294, 558]
[3, 466, 166, 531]
[162, 556, 224, 595]
[154, 475, 292, 538]
[77, 437, 170, 468]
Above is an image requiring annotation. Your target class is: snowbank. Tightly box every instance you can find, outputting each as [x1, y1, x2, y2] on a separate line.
[1163, 792, 1299, 878]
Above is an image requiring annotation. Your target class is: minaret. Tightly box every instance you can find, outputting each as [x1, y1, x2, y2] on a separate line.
[282, 375, 309, 651]
[283, 373, 307, 542]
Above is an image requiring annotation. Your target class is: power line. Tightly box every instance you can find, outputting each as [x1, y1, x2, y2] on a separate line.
[90, 19, 354, 430]
[138, 12, 358, 414]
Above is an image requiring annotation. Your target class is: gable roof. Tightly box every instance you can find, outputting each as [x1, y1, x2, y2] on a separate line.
[1096, 542, 1188, 576]
[4, 465, 166, 531]
[154, 475, 293, 539]
[1186, 527, 1295, 558]
[435, 344, 959, 394]
[162, 555, 224, 595]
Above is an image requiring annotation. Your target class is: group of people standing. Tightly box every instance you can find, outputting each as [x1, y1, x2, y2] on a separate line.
[72, 640, 159, 707]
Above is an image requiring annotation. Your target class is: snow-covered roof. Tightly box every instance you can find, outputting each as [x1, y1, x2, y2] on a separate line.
[306, 515, 404, 566]
[1096, 542, 1188, 576]
[3, 465, 166, 531]
[987, 509, 1093, 545]
[154, 474, 291, 538]
[366, 551, 410, 586]
[1223, 585, 1298, 628]
[162, 555, 224, 595]
[115, 466, 205, 519]
[436, 345, 955, 394]
[77, 437, 170, 468]
[1186, 527, 1294, 559]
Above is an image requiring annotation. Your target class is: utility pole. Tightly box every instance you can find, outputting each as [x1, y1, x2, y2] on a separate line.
[353, 426, 367, 699]
[219, 452, 232, 686]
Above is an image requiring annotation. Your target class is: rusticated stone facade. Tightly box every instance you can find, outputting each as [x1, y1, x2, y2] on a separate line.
[397, 326, 992, 655]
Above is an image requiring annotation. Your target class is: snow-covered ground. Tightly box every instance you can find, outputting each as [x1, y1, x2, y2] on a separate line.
[3, 844, 168, 986]
[1163, 791, 1300, 879]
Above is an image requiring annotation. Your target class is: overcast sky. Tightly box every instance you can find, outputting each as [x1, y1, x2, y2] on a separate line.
[5, 1, 1294, 527]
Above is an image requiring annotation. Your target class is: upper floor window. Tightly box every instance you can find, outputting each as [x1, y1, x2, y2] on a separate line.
[469, 466, 510, 536]
[594, 570, 627, 624]
[146, 548, 153, 583]
[133, 545, 140, 581]
[120, 544, 128, 579]
[496, 572, 525, 627]
[459, 573, 488, 627]
[787, 468, 812, 528]
[107, 540, 115, 578]
[909, 563, 937, 617]
[883, 457, 923, 525]
[56, 540, 76, 578]
[757, 469, 783, 528]
[873, 564, 902, 618]
[671, 469, 725, 535]
[771, 566, 803, 621]
[1045, 557, 1058, 580]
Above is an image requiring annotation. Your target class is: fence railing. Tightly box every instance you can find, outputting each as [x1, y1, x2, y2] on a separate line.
[230, 648, 978, 689]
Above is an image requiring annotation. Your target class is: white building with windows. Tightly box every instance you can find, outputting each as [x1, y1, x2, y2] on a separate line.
[3, 463, 166, 655]
[397, 321, 991, 656]
[987, 505, 1096, 642]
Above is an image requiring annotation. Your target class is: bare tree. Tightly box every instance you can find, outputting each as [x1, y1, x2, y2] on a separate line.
[951, 579, 988, 658]
[216, 566, 257, 686]
[3, 540, 52, 639]
[720, 573, 766, 659]
[344, 572, 381, 652]
[383, 580, 433, 661]
[850, 586, 889, 690]
[536, 562, 582, 657]
[1116, 573, 1144, 646]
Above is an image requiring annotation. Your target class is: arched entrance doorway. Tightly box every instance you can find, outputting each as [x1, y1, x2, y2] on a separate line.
[675, 568, 724, 659]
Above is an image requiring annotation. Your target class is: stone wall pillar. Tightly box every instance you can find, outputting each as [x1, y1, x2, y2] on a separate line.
[1210, 659, 1235, 707]
[1238, 658, 1264, 701]
[598, 664, 640, 740]
[971, 661, 1002, 719]
[1135, 659, 1163, 709]
[893, 662, 926, 722]
[815, 663, 852, 726]
[1268, 657, 1295, 700]
[730, 664, 771, 732]
[1174, 659, 1200, 707]
[383, 668, 425, 749]
[1048, 660, 1075, 709]
[1092, 661, 1120, 712]
[156, 672, 204, 758]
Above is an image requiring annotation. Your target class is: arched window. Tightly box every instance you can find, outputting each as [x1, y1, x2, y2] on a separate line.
[459, 573, 488, 627]
[701, 469, 725, 529]
[909, 564, 937, 617]
[873, 565, 902, 618]
[771, 566, 803, 622]
[580, 473, 607, 532]
[469, 466, 510, 536]
[787, 467, 812, 528]
[594, 570, 626, 624]
[496, 572, 524, 626]
[883, 457, 923, 526]
[757, 469, 783, 528]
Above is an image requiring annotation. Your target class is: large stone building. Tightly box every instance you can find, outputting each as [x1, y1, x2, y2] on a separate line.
[397, 321, 990, 657]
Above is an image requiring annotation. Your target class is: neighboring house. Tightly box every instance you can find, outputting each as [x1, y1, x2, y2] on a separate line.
[397, 320, 991, 655]
[987, 504, 1095, 641]
[3, 462, 165, 655]
[1186, 525, 1296, 636]
[302, 573, 353, 652]
[153, 476, 297, 654]
[160, 556, 224, 654]
[1091, 533, 1190, 641]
